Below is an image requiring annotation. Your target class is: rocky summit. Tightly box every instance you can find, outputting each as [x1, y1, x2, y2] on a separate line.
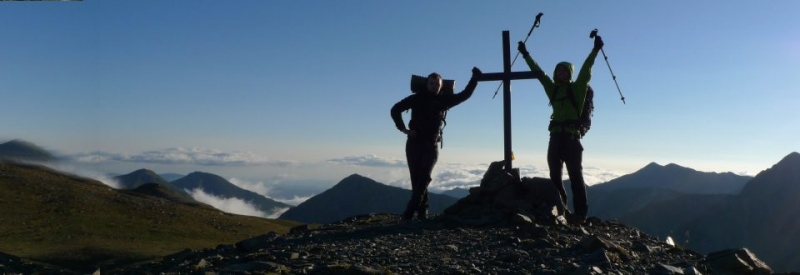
[106, 161, 771, 275]
[0, 161, 778, 274]
[101, 213, 769, 275]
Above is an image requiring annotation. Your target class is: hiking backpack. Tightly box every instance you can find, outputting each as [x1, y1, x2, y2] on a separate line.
[550, 85, 594, 137]
[410, 75, 455, 147]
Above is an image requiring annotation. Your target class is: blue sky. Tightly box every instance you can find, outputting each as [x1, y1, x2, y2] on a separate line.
[1, 1, 798, 198]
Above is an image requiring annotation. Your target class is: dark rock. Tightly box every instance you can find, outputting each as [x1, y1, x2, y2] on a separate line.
[655, 263, 684, 274]
[702, 248, 772, 274]
[290, 224, 310, 235]
[234, 231, 278, 253]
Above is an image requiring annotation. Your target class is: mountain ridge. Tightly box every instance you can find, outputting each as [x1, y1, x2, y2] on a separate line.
[279, 173, 458, 224]
[0, 139, 56, 162]
[171, 171, 292, 216]
[591, 152, 800, 272]
[0, 161, 299, 273]
[592, 161, 751, 195]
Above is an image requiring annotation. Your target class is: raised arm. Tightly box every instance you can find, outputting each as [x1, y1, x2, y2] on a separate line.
[572, 36, 603, 109]
[441, 67, 482, 109]
[518, 41, 556, 98]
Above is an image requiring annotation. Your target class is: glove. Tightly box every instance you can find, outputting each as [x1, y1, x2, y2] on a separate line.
[517, 41, 529, 57]
[593, 35, 604, 51]
[472, 67, 482, 77]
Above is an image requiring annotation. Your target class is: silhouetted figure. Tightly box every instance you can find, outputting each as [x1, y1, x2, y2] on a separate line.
[391, 67, 482, 220]
[517, 35, 604, 224]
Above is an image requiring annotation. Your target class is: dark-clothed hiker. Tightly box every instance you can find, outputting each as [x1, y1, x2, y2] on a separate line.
[390, 67, 482, 220]
[517, 35, 604, 224]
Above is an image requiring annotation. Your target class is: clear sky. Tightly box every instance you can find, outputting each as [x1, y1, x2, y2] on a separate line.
[2, 1, 798, 196]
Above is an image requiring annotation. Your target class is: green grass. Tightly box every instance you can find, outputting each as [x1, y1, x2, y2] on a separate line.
[0, 161, 301, 272]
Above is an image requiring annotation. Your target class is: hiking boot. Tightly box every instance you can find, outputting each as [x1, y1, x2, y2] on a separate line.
[402, 209, 415, 221]
[566, 214, 586, 225]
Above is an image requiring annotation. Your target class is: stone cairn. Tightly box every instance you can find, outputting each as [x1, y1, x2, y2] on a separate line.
[443, 160, 571, 227]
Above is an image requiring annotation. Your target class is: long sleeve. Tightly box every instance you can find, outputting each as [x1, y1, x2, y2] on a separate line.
[391, 95, 414, 131]
[523, 55, 556, 99]
[571, 49, 600, 111]
[441, 76, 479, 109]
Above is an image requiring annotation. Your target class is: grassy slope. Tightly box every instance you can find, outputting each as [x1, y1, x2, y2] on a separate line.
[0, 161, 300, 271]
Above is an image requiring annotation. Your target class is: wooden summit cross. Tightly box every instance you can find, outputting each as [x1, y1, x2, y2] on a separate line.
[476, 31, 543, 172]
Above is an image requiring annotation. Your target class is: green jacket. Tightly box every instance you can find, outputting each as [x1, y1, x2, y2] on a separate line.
[523, 49, 598, 136]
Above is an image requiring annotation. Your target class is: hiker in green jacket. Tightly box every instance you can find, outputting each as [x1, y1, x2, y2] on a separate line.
[517, 35, 604, 224]
[391, 67, 482, 220]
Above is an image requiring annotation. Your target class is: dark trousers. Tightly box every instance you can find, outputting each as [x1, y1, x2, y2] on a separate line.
[404, 138, 439, 217]
[547, 133, 588, 217]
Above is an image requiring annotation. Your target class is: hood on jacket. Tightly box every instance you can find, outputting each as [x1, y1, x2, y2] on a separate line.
[554, 61, 574, 84]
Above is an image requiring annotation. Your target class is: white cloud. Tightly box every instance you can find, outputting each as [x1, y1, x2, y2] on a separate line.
[69, 147, 294, 167]
[267, 207, 290, 219]
[228, 177, 271, 197]
[227, 177, 320, 206]
[186, 188, 271, 218]
[399, 162, 624, 194]
[272, 195, 313, 206]
[327, 154, 406, 168]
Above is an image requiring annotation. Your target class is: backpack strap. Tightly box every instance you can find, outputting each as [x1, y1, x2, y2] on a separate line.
[548, 85, 580, 113]
[440, 109, 447, 148]
[548, 85, 582, 134]
[565, 86, 581, 116]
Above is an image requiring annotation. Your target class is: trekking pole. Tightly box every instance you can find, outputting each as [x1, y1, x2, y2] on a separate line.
[493, 12, 543, 99]
[590, 29, 626, 104]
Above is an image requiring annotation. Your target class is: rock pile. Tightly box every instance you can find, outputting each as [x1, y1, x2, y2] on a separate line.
[105, 213, 771, 274]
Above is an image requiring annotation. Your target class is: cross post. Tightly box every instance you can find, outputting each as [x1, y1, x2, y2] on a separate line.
[476, 30, 543, 172]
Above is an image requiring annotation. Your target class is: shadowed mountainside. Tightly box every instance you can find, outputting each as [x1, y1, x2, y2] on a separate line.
[171, 171, 292, 216]
[113, 169, 194, 202]
[0, 161, 299, 273]
[590, 152, 800, 272]
[0, 139, 56, 162]
[279, 174, 459, 224]
[592, 162, 751, 194]
[125, 183, 202, 206]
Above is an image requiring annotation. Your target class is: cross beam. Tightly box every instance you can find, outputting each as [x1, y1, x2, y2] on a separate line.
[476, 30, 543, 172]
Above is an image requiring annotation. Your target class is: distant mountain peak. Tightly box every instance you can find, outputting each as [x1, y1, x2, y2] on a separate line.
[131, 168, 157, 174]
[663, 163, 683, 169]
[597, 161, 751, 195]
[332, 174, 376, 188]
[114, 168, 172, 190]
[0, 139, 56, 162]
[6, 139, 35, 146]
[641, 162, 662, 170]
[638, 162, 698, 174]
[776, 152, 800, 168]
[342, 173, 369, 181]
[171, 171, 291, 213]
[279, 174, 458, 224]
[742, 152, 800, 193]
[187, 171, 215, 177]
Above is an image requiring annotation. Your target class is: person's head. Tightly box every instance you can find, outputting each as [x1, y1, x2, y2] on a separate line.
[426, 72, 443, 94]
[554, 62, 574, 84]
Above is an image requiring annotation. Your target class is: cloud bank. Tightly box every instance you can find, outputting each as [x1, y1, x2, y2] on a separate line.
[327, 154, 406, 168]
[70, 147, 294, 167]
[391, 162, 624, 194]
[227, 177, 319, 206]
[186, 188, 281, 218]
